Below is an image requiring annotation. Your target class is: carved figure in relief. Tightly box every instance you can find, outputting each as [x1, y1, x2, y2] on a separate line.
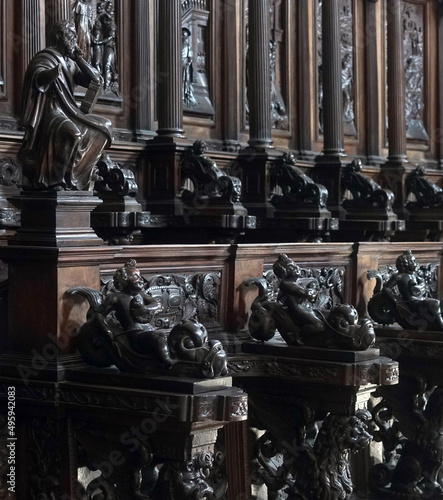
[19, 20, 112, 190]
[342, 159, 395, 211]
[368, 250, 443, 332]
[73, 0, 93, 61]
[371, 385, 443, 498]
[101, 1, 119, 93]
[245, 253, 375, 350]
[91, 3, 105, 74]
[406, 165, 443, 210]
[182, 27, 197, 108]
[181, 140, 242, 206]
[68, 260, 228, 378]
[290, 410, 373, 500]
[270, 152, 328, 209]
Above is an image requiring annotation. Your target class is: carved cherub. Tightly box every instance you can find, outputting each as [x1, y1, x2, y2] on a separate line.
[95, 259, 175, 367]
[68, 260, 228, 377]
[368, 250, 443, 332]
[245, 254, 375, 350]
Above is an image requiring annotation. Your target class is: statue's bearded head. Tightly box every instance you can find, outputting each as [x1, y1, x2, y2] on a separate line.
[52, 20, 81, 59]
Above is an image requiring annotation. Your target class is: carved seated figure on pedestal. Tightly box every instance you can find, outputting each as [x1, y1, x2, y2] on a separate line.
[270, 152, 328, 209]
[367, 250, 443, 332]
[19, 20, 112, 191]
[406, 165, 443, 210]
[180, 140, 243, 208]
[342, 159, 395, 214]
[245, 253, 375, 350]
[68, 260, 228, 378]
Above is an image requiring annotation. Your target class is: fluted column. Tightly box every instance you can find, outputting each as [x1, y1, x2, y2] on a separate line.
[23, 0, 44, 73]
[45, 0, 72, 44]
[322, 0, 344, 156]
[135, 0, 151, 133]
[247, 0, 272, 147]
[156, 0, 184, 137]
[386, 0, 407, 162]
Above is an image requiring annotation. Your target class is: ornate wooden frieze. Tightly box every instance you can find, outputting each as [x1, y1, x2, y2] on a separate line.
[72, 0, 121, 98]
[402, 1, 428, 141]
[101, 267, 221, 326]
[317, 0, 356, 136]
[181, 0, 214, 115]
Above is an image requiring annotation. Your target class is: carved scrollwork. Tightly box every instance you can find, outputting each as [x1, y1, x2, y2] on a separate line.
[0, 157, 20, 187]
[94, 154, 138, 197]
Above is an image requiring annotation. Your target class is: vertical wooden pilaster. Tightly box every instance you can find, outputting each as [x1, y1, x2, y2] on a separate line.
[247, 0, 272, 147]
[438, 0, 443, 168]
[297, 0, 314, 159]
[22, 0, 44, 74]
[45, 0, 71, 44]
[312, 0, 346, 219]
[365, 0, 381, 164]
[134, 0, 151, 134]
[386, 0, 407, 163]
[156, 0, 185, 137]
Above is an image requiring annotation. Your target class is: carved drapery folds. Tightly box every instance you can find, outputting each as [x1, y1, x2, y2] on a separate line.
[317, 0, 356, 137]
[181, 0, 214, 116]
[403, 2, 428, 141]
[245, 253, 375, 350]
[367, 250, 443, 332]
[72, 0, 121, 97]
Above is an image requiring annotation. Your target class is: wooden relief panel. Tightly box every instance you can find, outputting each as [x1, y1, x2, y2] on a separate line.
[71, 0, 122, 103]
[402, 1, 428, 142]
[182, 0, 215, 117]
[244, 0, 289, 131]
[269, 0, 289, 131]
[317, 0, 356, 137]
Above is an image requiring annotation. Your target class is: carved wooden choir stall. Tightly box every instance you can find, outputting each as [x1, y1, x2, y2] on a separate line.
[0, 0, 443, 499]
